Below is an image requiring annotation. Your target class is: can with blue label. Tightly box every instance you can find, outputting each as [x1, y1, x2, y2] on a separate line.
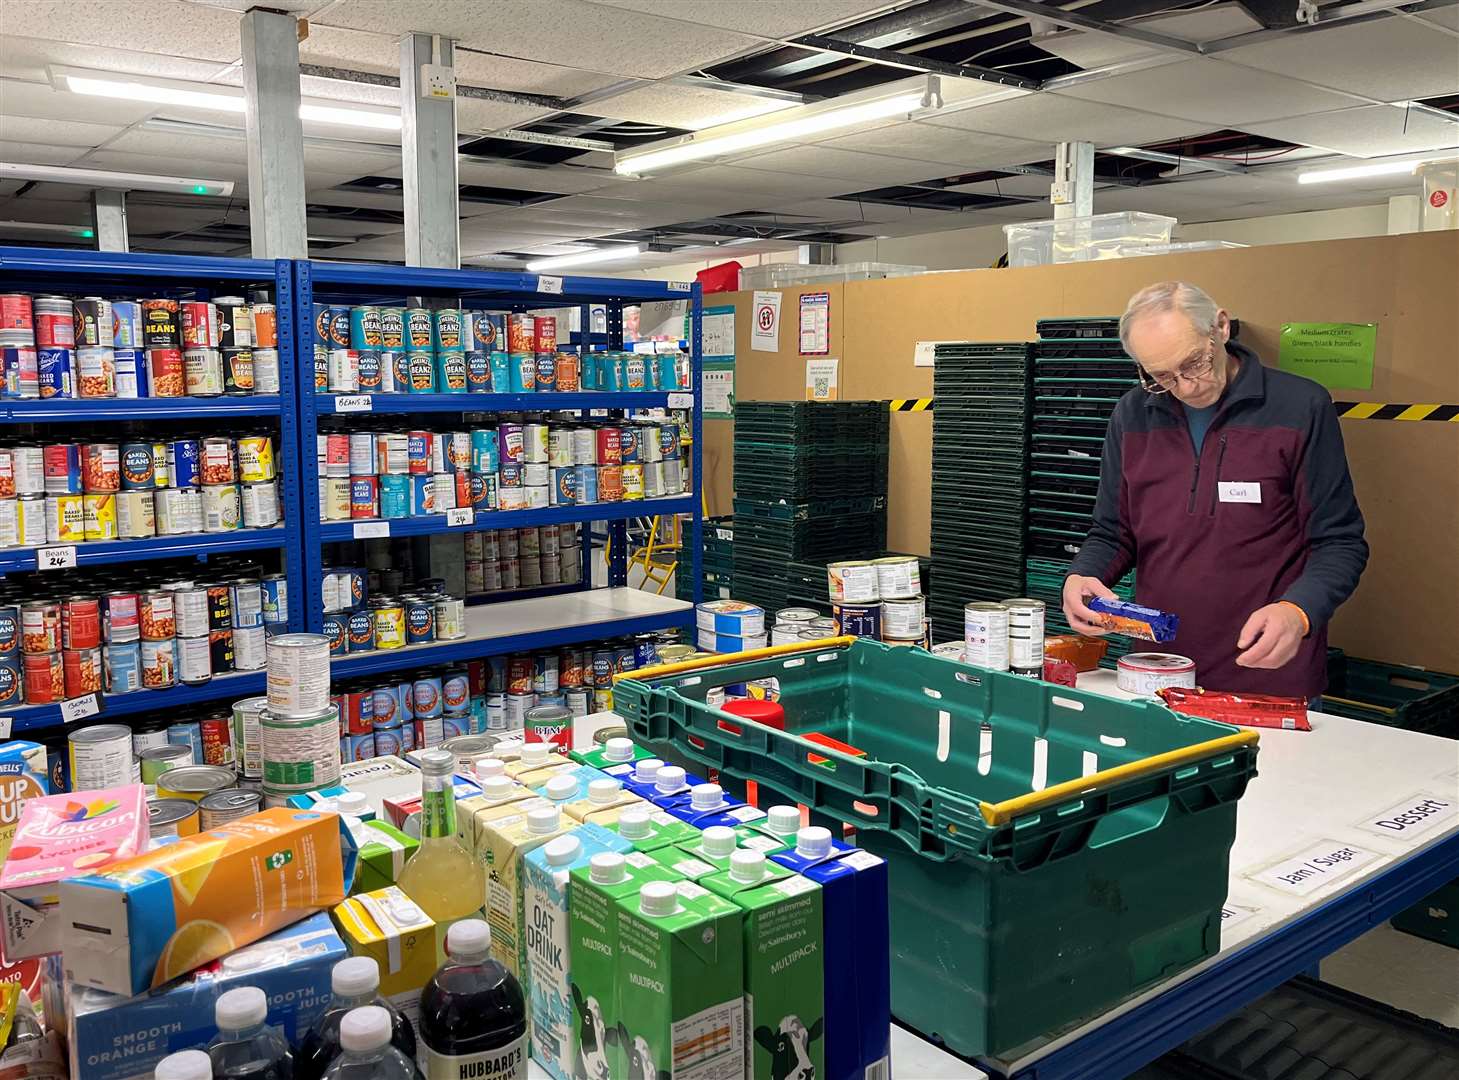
[407, 352, 435, 393]
[327, 306, 351, 350]
[437, 351, 467, 393]
[634, 635, 660, 668]
[380, 307, 404, 349]
[413, 674, 443, 719]
[534, 353, 556, 392]
[357, 350, 382, 391]
[613, 644, 636, 675]
[535, 692, 566, 710]
[465, 351, 490, 392]
[472, 312, 504, 351]
[404, 596, 435, 644]
[658, 424, 680, 459]
[370, 684, 400, 726]
[432, 309, 464, 353]
[350, 306, 383, 350]
[439, 714, 467, 741]
[470, 429, 499, 474]
[0, 658, 21, 706]
[347, 610, 375, 653]
[371, 722, 403, 758]
[380, 473, 410, 518]
[116, 442, 154, 490]
[167, 721, 203, 763]
[169, 438, 200, 488]
[410, 475, 433, 516]
[574, 464, 598, 504]
[620, 426, 642, 464]
[508, 353, 533, 393]
[388, 351, 410, 393]
[489, 352, 510, 392]
[342, 734, 376, 762]
[112, 301, 143, 348]
[38, 348, 73, 398]
[0, 605, 19, 656]
[407, 431, 431, 473]
[395, 679, 415, 723]
[466, 473, 492, 510]
[442, 668, 470, 714]
[551, 467, 576, 506]
[323, 613, 348, 655]
[347, 567, 368, 610]
[312, 302, 331, 348]
[103, 640, 141, 694]
[113, 349, 147, 398]
[261, 574, 287, 625]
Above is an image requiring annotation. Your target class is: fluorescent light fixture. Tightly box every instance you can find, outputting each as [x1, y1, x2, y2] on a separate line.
[0, 220, 95, 238]
[526, 245, 643, 273]
[1297, 154, 1456, 184]
[614, 76, 942, 175]
[300, 104, 401, 131]
[0, 162, 234, 196]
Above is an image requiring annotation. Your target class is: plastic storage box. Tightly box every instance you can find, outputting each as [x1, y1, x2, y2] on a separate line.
[613, 637, 1260, 1057]
[737, 261, 925, 290]
[1003, 212, 1177, 266]
[1321, 653, 1459, 738]
[1126, 240, 1248, 256]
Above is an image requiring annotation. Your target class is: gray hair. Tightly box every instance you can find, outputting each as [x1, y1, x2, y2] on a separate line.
[1119, 281, 1220, 352]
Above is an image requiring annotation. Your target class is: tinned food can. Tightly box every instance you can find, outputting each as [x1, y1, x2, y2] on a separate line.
[265, 632, 332, 716]
[199, 789, 262, 829]
[260, 704, 342, 795]
[156, 764, 236, 802]
[232, 695, 268, 779]
[148, 798, 200, 839]
[69, 723, 134, 791]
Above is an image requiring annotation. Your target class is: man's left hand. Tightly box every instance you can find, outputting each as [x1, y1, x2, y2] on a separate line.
[1235, 603, 1307, 669]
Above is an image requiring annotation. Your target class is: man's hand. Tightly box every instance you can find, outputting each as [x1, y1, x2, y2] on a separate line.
[1235, 603, 1307, 669]
[1062, 575, 1118, 636]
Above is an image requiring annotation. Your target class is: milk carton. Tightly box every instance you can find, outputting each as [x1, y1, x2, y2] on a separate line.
[568, 736, 654, 771]
[456, 776, 534, 849]
[0, 741, 49, 865]
[521, 826, 633, 1080]
[332, 885, 437, 1026]
[772, 828, 890, 1080]
[647, 845, 721, 883]
[614, 881, 746, 1080]
[607, 804, 702, 853]
[503, 743, 572, 780]
[0, 784, 148, 961]
[643, 765, 708, 810]
[478, 803, 571, 980]
[567, 852, 683, 1079]
[661, 782, 767, 832]
[563, 777, 643, 825]
[734, 805, 804, 856]
[702, 852, 825, 1080]
[674, 825, 743, 873]
[606, 757, 669, 799]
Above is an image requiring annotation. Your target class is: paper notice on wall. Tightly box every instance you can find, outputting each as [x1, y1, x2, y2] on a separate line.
[1277, 322, 1376, 389]
[703, 364, 735, 418]
[703, 306, 735, 359]
[751, 291, 781, 352]
[799, 291, 830, 355]
[805, 357, 839, 401]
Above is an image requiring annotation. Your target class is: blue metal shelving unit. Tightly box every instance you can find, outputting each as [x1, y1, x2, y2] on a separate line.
[293, 258, 703, 671]
[0, 245, 306, 732]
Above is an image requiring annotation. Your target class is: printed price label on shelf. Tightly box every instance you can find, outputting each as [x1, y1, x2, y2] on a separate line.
[1246, 839, 1381, 898]
[667, 392, 694, 409]
[37, 546, 76, 570]
[60, 694, 100, 723]
[589, 409, 609, 418]
[0, 719, 11, 740]
[353, 522, 390, 539]
[444, 507, 474, 527]
[668, 281, 693, 292]
[1354, 791, 1456, 842]
[334, 395, 374, 413]
[537, 275, 564, 295]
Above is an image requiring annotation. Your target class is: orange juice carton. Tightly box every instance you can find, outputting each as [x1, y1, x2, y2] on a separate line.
[332, 886, 437, 1026]
[0, 741, 50, 866]
[0, 784, 148, 962]
[58, 808, 357, 997]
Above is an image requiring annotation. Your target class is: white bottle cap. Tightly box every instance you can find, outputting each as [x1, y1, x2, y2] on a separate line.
[521, 743, 551, 766]
[544, 834, 582, 867]
[587, 778, 622, 805]
[729, 849, 767, 884]
[335, 791, 369, 817]
[603, 737, 635, 763]
[766, 806, 801, 837]
[689, 783, 724, 811]
[154, 1050, 213, 1080]
[474, 756, 505, 779]
[528, 806, 561, 834]
[339, 1005, 392, 1053]
[331, 956, 380, 997]
[616, 806, 652, 839]
[702, 825, 737, 858]
[495, 737, 524, 758]
[215, 986, 267, 1030]
[795, 826, 833, 860]
[590, 852, 628, 884]
[639, 880, 679, 918]
[481, 775, 516, 799]
[446, 919, 492, 958]
[654, 765, 686, 794]
[544, 774, 578, 802]
[633, 758, 663, 784]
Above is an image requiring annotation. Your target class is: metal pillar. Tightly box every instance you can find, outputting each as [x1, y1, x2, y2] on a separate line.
[91, 190, 128, 252]
[241, 9, 308, 259]
[1052, 140, 1094, 220]
[400, 33, 460, 269]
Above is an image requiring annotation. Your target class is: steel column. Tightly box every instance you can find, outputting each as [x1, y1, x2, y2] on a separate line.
[91, 190, 128, 252]
[606, 301, 627, 586]
[400, 33, 461, 269]
[690, 283, 704, 607]
[241, 9, 308, 259]
[291, 259, 326, 632]
[1052, 141, 1095, 220]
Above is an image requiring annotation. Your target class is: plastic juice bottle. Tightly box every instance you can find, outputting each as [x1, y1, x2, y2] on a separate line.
[396, 749, 484, 945]
[322, 1006, 422, 1080]
[206, 986, 292, 1079]
[155, 1050, 213, 1079]
[417, 919, 528, 1080]
[297, 957, 418, 1080]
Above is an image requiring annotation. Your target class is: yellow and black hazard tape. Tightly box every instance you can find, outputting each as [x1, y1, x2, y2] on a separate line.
[1334, 402, 1459, 422]
[890, 398, 934, 412]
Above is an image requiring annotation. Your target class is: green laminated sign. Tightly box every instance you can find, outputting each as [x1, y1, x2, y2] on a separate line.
[1277, 322, 1377, 390]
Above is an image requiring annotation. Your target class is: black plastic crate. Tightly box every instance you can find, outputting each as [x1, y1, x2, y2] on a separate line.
[1036, 317, 1120, 340]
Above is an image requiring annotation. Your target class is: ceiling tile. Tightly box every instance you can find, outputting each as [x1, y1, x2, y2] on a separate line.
[1417, 7, 1459, 31]
[931, 93, 1201, 148]
[456, 96, 556, 135]
[0, 115, 125, 148]
[582, 0, 898, 38]
[76, 149, 250, 182]
[826, 119, 1051, 170]
[1244, 105, 1459, 159]
[732, 144, 951, 186]
[577, 82, 792, 130]
[449, 50, 626, 99]
[452, 159, 618, 195]
[4, 1, 245, 63]
[88, 127, 247, 161]
[0, 78, 166, 125]
[0, 34, 236, 84]
[628, 164, 867, 204]
[0, 140, 90, 166]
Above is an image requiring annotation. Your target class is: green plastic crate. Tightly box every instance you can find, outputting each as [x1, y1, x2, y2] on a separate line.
[1391, 876, 1459, 948]
[614, 638, 1259, 1057]
[1321, 656, 1459, 737]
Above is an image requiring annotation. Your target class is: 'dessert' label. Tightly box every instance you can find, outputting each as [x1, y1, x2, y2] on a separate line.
[422, 1036, 527, 1080]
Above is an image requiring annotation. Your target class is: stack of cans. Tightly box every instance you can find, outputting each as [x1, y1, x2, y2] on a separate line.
[333, 665, 473, 762]
[464, 523, 582, 594]
[318, 569, 466, 656]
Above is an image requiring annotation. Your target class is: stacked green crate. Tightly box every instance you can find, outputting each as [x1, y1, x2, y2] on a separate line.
[677, 515, 735, 602]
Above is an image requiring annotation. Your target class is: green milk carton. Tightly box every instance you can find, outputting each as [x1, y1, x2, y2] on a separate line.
[648, 844, 721, 883]
[733, 805, 804, 857]
[614, 880, 746, 1080]
[702, 851, 825, 1080]
[608, 804, 702, 853]
[674, 825, 742, 871]
[568, 735, 654, 770]
[568, 851, 683, 1080]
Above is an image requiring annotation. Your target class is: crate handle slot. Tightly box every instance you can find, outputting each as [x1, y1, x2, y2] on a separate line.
[1099, 734, 1127, 747]
[1082, 751, 1098, 776]
[718, 720, 742, 736]
[1031, 737, 1048, 791]
[955, 671, 983, 686]
[1087, 796, 1169, 849]
[677, 675, 703, 687]
[923, 687, 943, 699]
[937, 710, 951, 763]
[978, 724, 993, 776]
[1387, 673, 1435, 691]
[1051, 695, 1084, 711]
[816, 653, 837, 663]
[853, 800, 879, 818]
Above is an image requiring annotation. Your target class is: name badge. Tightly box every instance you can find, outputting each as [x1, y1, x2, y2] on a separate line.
[1218, 481, 1261, 503]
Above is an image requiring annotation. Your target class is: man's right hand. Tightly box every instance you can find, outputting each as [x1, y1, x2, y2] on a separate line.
[1062, 575, 1118, 636]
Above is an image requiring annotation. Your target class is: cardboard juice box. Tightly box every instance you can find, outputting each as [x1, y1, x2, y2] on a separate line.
[0, 784, 148, 961]
[478, 803, 570, 981]
[456, 779, 536, 849]
[568, 737, 654, 771]
[383, 774, 481, 838]
[0, 741, 50, 865]
[528, 764, 608, 799]
[702, 854, 825, 1080]
[66, 911, 344, 1080]
[350, 818, 419, 894]
[614, 880, 746, 1080]
[332, 885, 437, 1027]
[60, 808, 357, 997]
[521, 825, 633, 1080]
[563, 778, 642, 825]
[287, 755, 420, 818]
[607, 806, 702, 853]
[503, 745, 571, 780]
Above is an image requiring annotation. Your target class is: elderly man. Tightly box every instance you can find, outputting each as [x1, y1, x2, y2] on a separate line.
[1062, 281, 1368, 699]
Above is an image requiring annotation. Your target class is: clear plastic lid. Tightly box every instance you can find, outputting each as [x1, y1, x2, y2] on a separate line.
[339, 1005, 392, 1053]
[615, 806, 651, 838]
[702, 826, 736, 858]
[446, 919, 492, 958]
[633, 758, 663, 783]
[639, 880, 679, 917]
[590, 852, 627, 884]
[603, 737, 635, 762]
[154, 1050, 213, 1080]
[331, 956, 379, 997]
[215, 986, 267, 1030]
[544, 834, 582, 867]
[766, 806, 801, 837]
[654, 765, 686, 794]
[689, 783, 724, 811]
[795, 826, 833, 859]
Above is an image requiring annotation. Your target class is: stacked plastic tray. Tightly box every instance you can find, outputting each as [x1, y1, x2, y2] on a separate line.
[678, 515, 734, 602]
[929, 342, 1032, 638]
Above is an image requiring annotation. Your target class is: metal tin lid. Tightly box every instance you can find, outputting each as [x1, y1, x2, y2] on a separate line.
[198, 789, 262, 812]
[148, 798, 199, 827]
[157, 764, 236, 795]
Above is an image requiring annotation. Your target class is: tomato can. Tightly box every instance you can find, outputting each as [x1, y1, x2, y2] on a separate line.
[61, 595, 102, 650]
[23, 651, 64, 704]
[200, 716, 234, 766]
[34, 297, 75, 348]
[63, 646, 103, 698]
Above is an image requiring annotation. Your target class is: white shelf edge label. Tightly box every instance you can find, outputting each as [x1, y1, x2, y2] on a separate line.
[334, 395, 373, 413]
[444, 507, 474, 527]
[667, 392, 694, 409]
[537, 275, 564, 295]
[668, 281, 692, 292]
[353, 521, 390, 539]
[1353, 791, 1456, 841]
[0, 718, 11, 740]
[37, 546, 76, 570]
[59, 694, 100, 723]
[1219, 902, 1260, 932]
[1246, 839, 1382, 898]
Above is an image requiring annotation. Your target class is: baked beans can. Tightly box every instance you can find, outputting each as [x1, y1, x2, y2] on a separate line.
[0, 606, 16, 656]
[347, 610, 374, 653]
[437, 351, 467, 393]
[337, 688, 373, 736]
[119, 442, 155, 489]
[103, 639, 141, 694]
[200, 716, 234, 766]
[328, 349, 359, 392]
[323, 614, 346, 655]
[232, 436, 272, 483]
[233, 624, 266, 671]
[407, 352, 434, 392]
[505, 313, 532, 354]
[232, 696, 267, 778]
[379, 474, 410, 518]
[155, 486, 200, 535]
[252, 302, 277, 348]
[882, 595, 926, 640]
[413, 675, 443, 719]
[173, 586, 209, 638]
[177, 635, 211, 683]
[347, 432, 376, 476]
[169, 438, 201, 488]
[465, 351, 490, 392]
[117, 489, 156, 537]
[597, 466, 623, 502]
[23, 651, 64, 704]
[252, 347, 280, 393]
[313, 344, 327, 390]
[260, 573, 287, 625]
[350, 476, 379, 518]
[60, 596, 101, 650]
[34, 297, 75, 348]
[407, 431, 432, 474]
[140, 589, 176, 640]
[16, 494, 47, 545]
[167, 721, 204, 763]
[621, 463, 644, 501]
[198, 438, 234, 487]
[223, 347, 254, 393]
[69, 724, 135, 791]
[370, 601, 405, 650]
[83, 493, 117, 539]
[240, 480, 279, 527]
[180, 301, 218, 348]
[43, 443, 81, 495]
[216, 297, 253, 349]
[323, 432, 350, 477]
[38, 348, 73, 399]
[199, 789, 260, 829]
[101, 591, 139, 643]
[45, 493, 84, 543]
[147, 347, 184, 397]
[322, 476, 351, 521]
[73, 298, 111, 348]
[12, 446, 43, 494]
[182, 347, 222, 396]
[202, 483, 241, 532]
[404, 597, 435, 644]
[375, 432, 407, 475]
[3, 347, 40, 398]
[349, 306, 382, 350]
[260, 703, 342, 794]
[266, 632, 332, 717]
[596, 427, 622, 465]
[151, 442, 169, 487]
[156, 764, 236, 802]
[141, 636, 176, 688]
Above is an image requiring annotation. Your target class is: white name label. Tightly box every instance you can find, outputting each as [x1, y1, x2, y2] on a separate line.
[537, 275, 564, 295]
[1218, 481, 1261, 504]
[353, 521, 390, 539]
[1248, 839, 1381, 897]
[444, 507, 474, 527]
[60, 694, 100, 723]
[668, 281, 693, 292]
[334, 394, 373, 413]
[667, 392, 693, 409]
[0, 718, 11, 740]
[1219, 902, 1260, 932]
[1354, 792, 1457, 841]
[37, 546, 77, 570]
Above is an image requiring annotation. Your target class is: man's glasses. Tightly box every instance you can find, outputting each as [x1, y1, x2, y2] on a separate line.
[1138, 334, 1217, 395]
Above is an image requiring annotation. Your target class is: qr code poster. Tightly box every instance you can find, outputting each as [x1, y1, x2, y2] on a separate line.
[805, 357, 839, 401]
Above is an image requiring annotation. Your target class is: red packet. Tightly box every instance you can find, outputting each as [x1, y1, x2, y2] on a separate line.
[1157, 686, 1312, 730]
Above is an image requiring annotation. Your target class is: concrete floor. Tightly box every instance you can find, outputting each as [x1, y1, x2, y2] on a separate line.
[1319, 920, 1459, 1027]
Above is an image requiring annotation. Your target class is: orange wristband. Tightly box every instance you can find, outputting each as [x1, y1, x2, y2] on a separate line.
[1278, 601, 1310, 637]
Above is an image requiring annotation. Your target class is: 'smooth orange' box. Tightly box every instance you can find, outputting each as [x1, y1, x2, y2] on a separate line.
[58, 808, 357, 996]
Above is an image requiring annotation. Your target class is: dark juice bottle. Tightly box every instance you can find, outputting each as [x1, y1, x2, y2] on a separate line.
[417, 919, 527, 1080]
[297, 957, 417, 1080]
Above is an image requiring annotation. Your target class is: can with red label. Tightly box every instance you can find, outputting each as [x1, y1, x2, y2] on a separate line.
[21, 601, 61, 655]
[43, 443, 81, 495]
[507, 313, 534, 354]
[0, 293, 34, 345]
[148, 347, 184, 397]
[62, 596, 102, 650]
[81, 443, 120, 493]
[595, 427, 622, 465]
[350, 476, 379, 519]
[63, 646, 103, 698]
[338, 688, 374, 735]
[200, 716, 234, 766]
[34, 297, 75, 349]
[180, 301, 219, 348]
[532, 316, 556, 354]
[407, 431, 432, 475]
[252, 303, 277, 349]
[23, 651, 64, 704]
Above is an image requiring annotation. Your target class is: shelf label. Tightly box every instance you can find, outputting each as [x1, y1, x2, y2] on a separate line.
[353, 522, 390, 539]
[0, 718, 10, 740]
[668, 281, 693, 292]
[1354, 791, 1456, 842]
[537, 275, 564, 295]
[1247, 839, 1381, 898]
[334, 395, 374, 413]
[37, 546, 77, 571]
[1219, 901, 1261, 933]
[667, 393, 693, 409]
[59, 694, 100, 723]
[444, 507, 474, 527]
[588, 409, 609, 418]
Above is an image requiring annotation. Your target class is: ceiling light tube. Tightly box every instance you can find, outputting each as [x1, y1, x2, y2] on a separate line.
[614, 76, 941, 176]
[526, 245, 643, 273]
[1297, 154, 1455, 184]
[0, 162, 234, 196]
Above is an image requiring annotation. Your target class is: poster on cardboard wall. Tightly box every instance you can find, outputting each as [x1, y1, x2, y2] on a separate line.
[751, 291, 781, 352]
[704, 364, 735, 418]
[799, 291, 830, 355]
[1277, 322, 1376, 389]
[805, 357, 839, 401]
[703, 305, 735, 360]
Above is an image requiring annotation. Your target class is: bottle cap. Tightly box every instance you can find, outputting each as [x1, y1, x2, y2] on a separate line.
[616, 806, 651, 838]
[590, 852, 627, 884]
[417, 748, 453, 775]
[474, 756, 505, 779]
[520, 743, 551, 766]
[654, 765, 686, 794]
[702, 826, 736, 858]
[528, 806, 561, 834]
[639, 880, 679, 918]
[544, 774, 578, 802]
[544, 834, 582, 867]
[633, 758, 663, 784]
[335, 791, 369, 817]
[494, 737, 524, 758]
[729, 849, 767, 883]
[795, 826, 833, 860]
[587, 779, 622, 805]
[766, 806, 801, 837]
[215, 986, 267, 1030]
[481, 775, 516, 799]
[331, 956, 380, 997]
[603, 737, 635, 763]
[154, 1050, 213, 1080]
[446, 919, 491, 958]
[339, 1005, 392, 1053]
[689, 783, 724, 811]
